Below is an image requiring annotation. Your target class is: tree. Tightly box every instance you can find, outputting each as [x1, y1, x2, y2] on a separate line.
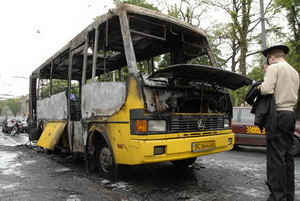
[247, 66, 264, 81]
[5, 98, 22, 117]
[204, 0, 265, 75]
[0, 100, 4, 115]
[166, 0, 208, 27]
[40, 79, 68, 98]
[113, 0, 158, 10]
[271, 0, 299, 70]
[207, 23, 240, 71]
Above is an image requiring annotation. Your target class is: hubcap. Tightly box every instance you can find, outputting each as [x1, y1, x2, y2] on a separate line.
[99, 147, 112, 173]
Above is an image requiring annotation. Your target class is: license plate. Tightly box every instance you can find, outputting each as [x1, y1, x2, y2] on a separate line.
[192, 141, 216, 152]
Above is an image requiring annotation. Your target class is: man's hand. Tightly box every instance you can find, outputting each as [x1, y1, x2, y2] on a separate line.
[256, 84, 261, 91]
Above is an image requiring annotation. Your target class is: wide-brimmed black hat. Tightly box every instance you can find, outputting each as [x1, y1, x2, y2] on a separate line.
[261, 45, 289, 57]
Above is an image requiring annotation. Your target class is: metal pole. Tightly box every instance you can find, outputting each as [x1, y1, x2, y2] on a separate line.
[260, 0, 267, 51]
[92, 28, 99, 81]
[82, 36, 89, 85]
[119, 10, 138, 75]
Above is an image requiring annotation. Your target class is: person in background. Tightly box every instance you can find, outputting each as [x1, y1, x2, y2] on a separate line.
[257, 45, 299, 201]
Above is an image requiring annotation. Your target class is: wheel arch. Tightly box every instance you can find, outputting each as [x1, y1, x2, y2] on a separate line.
[86, 124, 114, 159]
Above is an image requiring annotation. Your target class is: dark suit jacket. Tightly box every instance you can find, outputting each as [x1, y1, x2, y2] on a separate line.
[245, 81, 277, 139]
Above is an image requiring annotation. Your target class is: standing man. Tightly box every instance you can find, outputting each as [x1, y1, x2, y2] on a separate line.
[258, 45, 299, 201]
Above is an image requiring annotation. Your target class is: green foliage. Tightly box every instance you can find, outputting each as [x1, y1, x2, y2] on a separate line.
[167, 4, 181, 18]
[158, 53, 171, 69]
[229, 65, 264, 107]
[247, 66, 264, 81]
[273, 0, 299, 37]
[0, 100, 4, 115]
[229, 85, 252, 107]
[41, 79, 68, 98]
[187, 55, 211, 66]
[286, 41, 300, 72]
[206, 25, 230, 68]
[166, 0, 207, 26]
[5, 98, 22, 117]
[271, 0, 300, 70]
[113, 0, 158, 10]
[40, 79, 80, 98]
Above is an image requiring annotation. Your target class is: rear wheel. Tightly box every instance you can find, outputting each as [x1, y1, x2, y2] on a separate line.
[293, 136, 300, 156]
[96, 142, 117, 181]
[171, 157, 197, 168]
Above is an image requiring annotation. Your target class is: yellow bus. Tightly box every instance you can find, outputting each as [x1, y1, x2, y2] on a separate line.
[28, 3, 252, 180]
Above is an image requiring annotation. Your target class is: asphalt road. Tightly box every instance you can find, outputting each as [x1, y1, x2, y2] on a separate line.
[1, 130, 300, 201]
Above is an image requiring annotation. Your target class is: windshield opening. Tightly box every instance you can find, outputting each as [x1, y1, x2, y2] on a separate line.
[128, 13, 213, 75]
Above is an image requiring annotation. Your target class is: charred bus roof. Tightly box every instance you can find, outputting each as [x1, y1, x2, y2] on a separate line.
[30, 3, 216, 81]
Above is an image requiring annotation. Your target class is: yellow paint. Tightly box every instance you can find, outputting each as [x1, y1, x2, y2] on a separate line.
[37, 122, 67, 150]
[128, 133, 234, 164]
[93, 76, 144, 164]
[87, 75, 235, 165]
[246, 126, 266, 134]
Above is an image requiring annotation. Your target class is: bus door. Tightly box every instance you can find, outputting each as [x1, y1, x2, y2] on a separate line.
[67, 42, 86, 153]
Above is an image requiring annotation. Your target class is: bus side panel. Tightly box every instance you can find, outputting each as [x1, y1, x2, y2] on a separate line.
[36, 91, 67, 120]
[81, 82, 126, 118]
[104, 76, 144, 164]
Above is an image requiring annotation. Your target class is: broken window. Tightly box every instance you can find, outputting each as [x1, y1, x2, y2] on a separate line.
[128, 13, 212, 74]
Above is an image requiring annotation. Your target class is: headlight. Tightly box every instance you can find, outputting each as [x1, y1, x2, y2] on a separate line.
[148, 120, 167, 132]
[224, 119, 230, 128]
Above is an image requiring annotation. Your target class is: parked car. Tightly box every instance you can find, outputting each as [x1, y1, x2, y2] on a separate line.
[232, 107, 300, 155]
[2, 116, 16, 133]
[21, 119, 29, 133]
[2, 116, 28, 133]
[0, 116, 6, 125]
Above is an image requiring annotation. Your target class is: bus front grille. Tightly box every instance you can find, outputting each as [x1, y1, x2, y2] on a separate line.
[170, 118, 224, 132]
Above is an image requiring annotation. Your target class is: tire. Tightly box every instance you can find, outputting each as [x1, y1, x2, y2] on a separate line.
[171, 157, 197, 168]
[232, 145, 240, 150]
[96, 142, 117, 181]
[293, 136, 300, 156]
[11, 129, 17, 137]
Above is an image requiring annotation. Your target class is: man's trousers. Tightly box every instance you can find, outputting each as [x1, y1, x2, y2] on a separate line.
[266, 111, 296, 201]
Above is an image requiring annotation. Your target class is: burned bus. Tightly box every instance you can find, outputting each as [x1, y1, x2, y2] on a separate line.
[28, 4, 252, 180]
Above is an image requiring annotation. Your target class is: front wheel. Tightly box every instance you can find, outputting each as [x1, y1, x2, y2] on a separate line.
[96, 142, 117, 181]
[171, 157, 197, 168]
[11, 129, 17, 136]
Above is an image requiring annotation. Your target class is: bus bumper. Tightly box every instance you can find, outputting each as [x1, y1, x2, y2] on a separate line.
[121, 133, 234, 165]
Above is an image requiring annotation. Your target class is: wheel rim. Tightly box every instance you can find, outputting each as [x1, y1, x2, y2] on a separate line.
[99, 147, 113, 173]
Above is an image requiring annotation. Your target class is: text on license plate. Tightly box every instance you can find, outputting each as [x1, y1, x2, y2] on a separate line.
[192, 141, 216, 152]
